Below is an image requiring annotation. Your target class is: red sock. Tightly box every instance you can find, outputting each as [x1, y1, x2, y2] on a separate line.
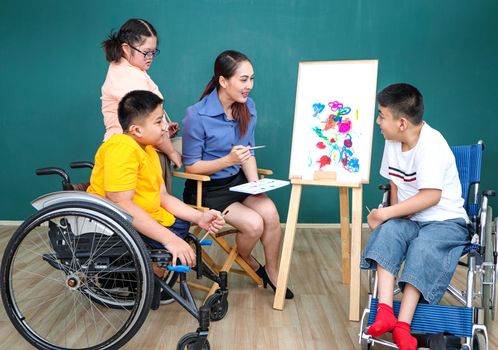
[367, 303, 397, 337]
[392, 321, 417, 350]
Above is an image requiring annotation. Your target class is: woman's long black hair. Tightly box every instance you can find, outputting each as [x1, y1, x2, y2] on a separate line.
[200, 50, 253, 137]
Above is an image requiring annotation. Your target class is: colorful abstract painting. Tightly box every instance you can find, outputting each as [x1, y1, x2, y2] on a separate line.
[309, 100, 360, 174]
[289, 60, 378, 183]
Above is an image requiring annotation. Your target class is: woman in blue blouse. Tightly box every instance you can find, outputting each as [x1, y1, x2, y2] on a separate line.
[182, 50, 293, 299]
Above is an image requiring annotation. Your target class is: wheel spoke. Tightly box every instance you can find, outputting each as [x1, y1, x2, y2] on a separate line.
[85, 258, 135, 285]
[25, 226, 74, 281]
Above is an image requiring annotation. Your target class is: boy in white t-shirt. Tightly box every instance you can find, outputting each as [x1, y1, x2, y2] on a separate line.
[360, 83, 469, 350]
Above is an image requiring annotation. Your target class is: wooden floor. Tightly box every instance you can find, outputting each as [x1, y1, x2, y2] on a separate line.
[0, 225, 496, 350]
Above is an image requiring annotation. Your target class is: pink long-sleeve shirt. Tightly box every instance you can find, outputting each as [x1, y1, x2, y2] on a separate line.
[101, 58, 163, 141]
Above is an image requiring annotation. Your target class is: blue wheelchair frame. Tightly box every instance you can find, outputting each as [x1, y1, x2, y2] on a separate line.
[359, 142, 497, 350]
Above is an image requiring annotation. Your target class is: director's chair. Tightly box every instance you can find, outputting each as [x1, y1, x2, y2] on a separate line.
[172, 169, 274, 298]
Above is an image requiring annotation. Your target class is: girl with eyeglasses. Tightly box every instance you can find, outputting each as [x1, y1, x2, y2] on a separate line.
[100, 18, 181, 171]
[100, 19, 183, 306]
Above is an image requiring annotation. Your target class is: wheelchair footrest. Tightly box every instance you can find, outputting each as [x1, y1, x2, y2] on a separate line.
[368, 298, 473, 338]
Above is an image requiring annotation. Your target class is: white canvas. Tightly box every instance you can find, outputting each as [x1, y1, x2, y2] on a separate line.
[289, 60, 378, 184]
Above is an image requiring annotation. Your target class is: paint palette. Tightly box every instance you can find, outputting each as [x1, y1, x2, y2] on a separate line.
[229, 178, 290, 195]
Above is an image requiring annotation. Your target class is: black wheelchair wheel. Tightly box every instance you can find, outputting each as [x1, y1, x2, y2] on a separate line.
[482, 207, 496, 326]
[472, 331, 486, 350]
[0, 202, 154, 350]
[177, 332, 210, 350]
[205, 293, 228, 321]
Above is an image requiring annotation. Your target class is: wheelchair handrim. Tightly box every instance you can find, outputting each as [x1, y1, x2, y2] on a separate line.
[1, 204, 152, 350]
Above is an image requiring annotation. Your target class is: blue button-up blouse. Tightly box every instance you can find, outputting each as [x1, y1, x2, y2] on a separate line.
[182, 88, 257, 179]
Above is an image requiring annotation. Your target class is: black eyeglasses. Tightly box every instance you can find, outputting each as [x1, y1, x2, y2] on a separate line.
[129, 45, 160, 59]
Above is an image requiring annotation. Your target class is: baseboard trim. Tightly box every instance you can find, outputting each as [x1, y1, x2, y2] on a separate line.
[0, 221, 23, 226]
[1, 220, 369, 229]
[282, 223, 369, 229]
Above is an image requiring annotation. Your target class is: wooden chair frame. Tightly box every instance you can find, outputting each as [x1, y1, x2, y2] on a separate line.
[172, 169, 274, 298]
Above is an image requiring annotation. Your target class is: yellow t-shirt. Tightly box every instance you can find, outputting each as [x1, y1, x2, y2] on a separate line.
[87, 134, 175, 227]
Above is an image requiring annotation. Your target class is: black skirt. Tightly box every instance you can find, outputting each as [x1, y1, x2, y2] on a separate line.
[183, 171, 251, 212]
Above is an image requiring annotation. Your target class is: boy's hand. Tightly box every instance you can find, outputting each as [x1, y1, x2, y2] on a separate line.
[226, 145, 251, 165]
[367, 208, 386, 231]
[162, 235, 196, 267]
[198, 210, 225, 234]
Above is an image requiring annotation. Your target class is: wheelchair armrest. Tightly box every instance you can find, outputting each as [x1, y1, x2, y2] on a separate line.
[36, 167, 70, 181]
[377, 183, 391, 208]
[36, 167, 72, 190]
[483, 189, 496, 197]
[70, 161, 94, 170]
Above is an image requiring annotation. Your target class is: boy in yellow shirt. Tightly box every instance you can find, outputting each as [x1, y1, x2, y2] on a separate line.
[87, 90, 225, 267]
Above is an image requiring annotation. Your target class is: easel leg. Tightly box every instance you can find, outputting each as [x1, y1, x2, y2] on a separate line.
[349, 186, 363, 321]
[273, 184, 302, 310]
[339, 187, 350, 284]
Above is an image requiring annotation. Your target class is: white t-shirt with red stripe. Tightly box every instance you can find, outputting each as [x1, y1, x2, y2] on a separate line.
[380, 122, 468, 222]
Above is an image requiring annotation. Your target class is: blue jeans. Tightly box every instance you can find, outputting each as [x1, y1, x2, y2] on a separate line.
[360, 218, 469, 304]
[140, 218, 191, 249]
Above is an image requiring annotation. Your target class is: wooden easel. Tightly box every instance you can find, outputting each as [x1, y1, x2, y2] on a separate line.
[273, 177, 363, 321]
[276, 60, 377, 321]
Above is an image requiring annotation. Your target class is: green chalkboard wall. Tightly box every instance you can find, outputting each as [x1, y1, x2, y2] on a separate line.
[1, 0, 497, 222]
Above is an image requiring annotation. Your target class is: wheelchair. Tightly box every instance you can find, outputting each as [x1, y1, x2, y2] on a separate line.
[359, 142, 497, 349]
[0, 163, 230, 350]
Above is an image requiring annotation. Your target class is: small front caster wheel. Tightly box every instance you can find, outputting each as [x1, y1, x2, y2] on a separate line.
[177, 332, 210, 350]
[205, 293, 228, 321]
